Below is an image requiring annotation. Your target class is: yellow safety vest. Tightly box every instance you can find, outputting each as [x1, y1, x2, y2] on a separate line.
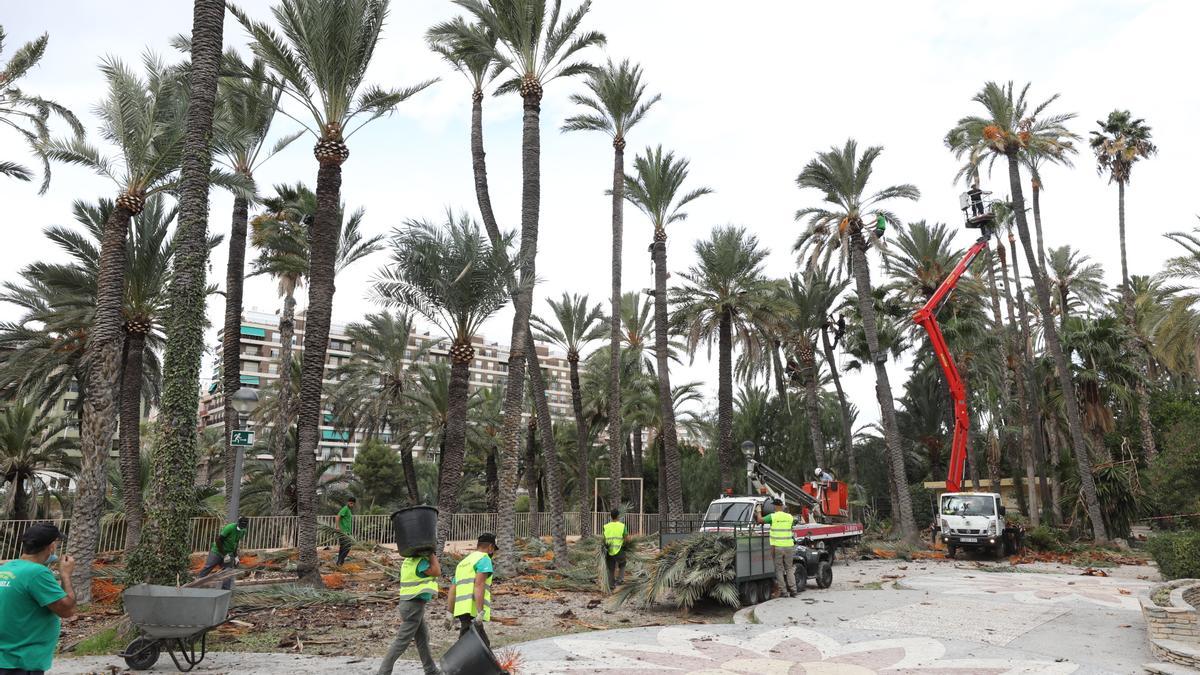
[603, 521, 626, 556]
[452, 551, 492, 621]
[397, 556, 439, 601]
[769, 511, 795, 548]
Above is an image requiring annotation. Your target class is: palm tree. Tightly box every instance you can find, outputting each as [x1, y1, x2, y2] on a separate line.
[42, 53, 202, 595]
[373, 212, 515, 554]
[624, 146, 712, 517]
[0, 402, 74, 520]
[213, 52, 302, 513]
[453, 0, 605, 566]
[562, 59, 659, 517]
[1091, 109, 1158, 462]
[27, 197, 184, 550]
[780, 270, 849, 472]
[531, 293, 604, 535]
[946, 81, 1107, 541]
[232, 0, 434, 585]
[671, 226, 773, 490]
[793, 139, 919, 538]
[330, 312, 423, 503]
[0, 25, 83, 191]
[1045, 245, 1107, 331]
[1019, 151, 1072, 272]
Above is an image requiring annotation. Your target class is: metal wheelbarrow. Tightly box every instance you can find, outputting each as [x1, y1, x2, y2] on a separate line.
[119, 583, 232, 672]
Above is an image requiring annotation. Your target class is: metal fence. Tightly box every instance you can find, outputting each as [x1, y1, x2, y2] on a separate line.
[0, 512, 701, 560]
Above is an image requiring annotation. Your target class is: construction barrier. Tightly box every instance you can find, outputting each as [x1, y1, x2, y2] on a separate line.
[0, 511, 701, 560]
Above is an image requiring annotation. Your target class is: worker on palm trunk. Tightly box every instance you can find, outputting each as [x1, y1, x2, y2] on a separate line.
[198, 516, 248, 590]
[450, 533, 496, 649]
[756, 499, 801, 597]
[377, 551, 441, 675]
[602, 509, 629, 588]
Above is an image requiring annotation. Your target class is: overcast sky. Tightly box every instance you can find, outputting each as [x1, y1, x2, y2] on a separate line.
[3, 0, 1198, 432]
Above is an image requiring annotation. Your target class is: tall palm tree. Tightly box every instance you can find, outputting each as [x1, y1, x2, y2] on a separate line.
[1019, 151, 1072, 272]
[373, 212, 515, 554]
[213, 52, 302, 511]
[562, 59, 659, 516]
[793, 139, 919, 538]
[946, 81, 1106, 541]
[330, 312, 423, 503]
[1045, 245, 1107, 330]
[0, 25, 83, 191]
[0, 402, 74, 520]
[531, 293, 604, 536]
[27, 197, 185, 550]
[454, 0, 605, 566]
[129, 0, 232, 588]
[780, 270, 849, 471]
[671, 226, 773, 490]
[42, 52, 216, 594]
[624, 145, 712, 517]
[1091, 110, 1158, 462]
[232, 0, 434, 585]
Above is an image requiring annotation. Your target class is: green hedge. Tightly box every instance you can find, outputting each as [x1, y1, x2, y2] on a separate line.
[1147, 530, 1200, 580]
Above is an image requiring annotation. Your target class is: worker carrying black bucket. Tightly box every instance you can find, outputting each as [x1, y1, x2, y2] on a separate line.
[376, 550, 441, 675]
[755, 498, 801, 597]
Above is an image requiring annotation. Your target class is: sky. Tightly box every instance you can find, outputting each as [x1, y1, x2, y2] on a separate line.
[3, 0, 1199, 432]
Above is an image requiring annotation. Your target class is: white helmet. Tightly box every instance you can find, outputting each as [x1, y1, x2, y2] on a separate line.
[814, 467, 822, 476]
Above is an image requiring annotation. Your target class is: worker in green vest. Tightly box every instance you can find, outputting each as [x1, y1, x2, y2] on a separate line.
[449, 532, 496, 648]
[198, 516, 248, 590]
[377, 551, 441, 675]
[755, 498, 801, 597]
[602, 509, 629, 588]
[336, 497, 356, 566]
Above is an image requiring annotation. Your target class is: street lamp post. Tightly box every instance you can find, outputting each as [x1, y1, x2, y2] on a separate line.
[227, 386, 259, 522]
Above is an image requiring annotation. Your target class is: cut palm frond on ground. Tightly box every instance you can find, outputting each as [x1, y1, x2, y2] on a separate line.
[612, 534, 739, 611]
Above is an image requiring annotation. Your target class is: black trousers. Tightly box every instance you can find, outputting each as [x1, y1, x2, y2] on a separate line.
[605, 550, 627, 585]
[337, 534, 352, 565]
[457, 615, 490, 649]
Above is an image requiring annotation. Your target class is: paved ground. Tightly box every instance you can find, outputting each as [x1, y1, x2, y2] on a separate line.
[55, 564, 1155, 674]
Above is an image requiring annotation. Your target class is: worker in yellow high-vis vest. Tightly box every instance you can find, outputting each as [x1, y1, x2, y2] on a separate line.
[755, 498, 801, 597]
[377, 551, 440, 675]
[449, 532, 497, 648]
[602, 509, 629, 588]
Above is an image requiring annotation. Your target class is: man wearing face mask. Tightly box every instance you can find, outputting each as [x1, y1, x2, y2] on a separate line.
[0, 523, 76, 675]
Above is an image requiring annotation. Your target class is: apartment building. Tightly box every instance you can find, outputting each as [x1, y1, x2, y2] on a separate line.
[197, 309, 578, 472]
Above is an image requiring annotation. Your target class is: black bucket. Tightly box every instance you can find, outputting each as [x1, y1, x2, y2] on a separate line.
[440, 622, 503, 675]
[391, 506, 438, 557]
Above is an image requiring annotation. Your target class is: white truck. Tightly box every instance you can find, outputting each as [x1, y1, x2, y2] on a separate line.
[936, 492, 1023, 558]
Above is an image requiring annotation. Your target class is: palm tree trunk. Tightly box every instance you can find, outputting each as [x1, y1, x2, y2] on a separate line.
[568, 356, 592, 537]
[716, 309, 734, 491]
[607, 141, 625, 514]
[821, 326, 856, 486]
[1001, 235, 1048, 522]
[771, 340, 787, 401]
[270, 290, 297, 515]
[1005, 151, 1106, 541]
[524, 344, 570, 564]
[11, 472, 29, 521]
[119, 331, 147, 551]
[1114, 179, 1159, 461]
[983, 250, 1016, 500]
[847, 225, 916, 538]
[656, 436, 667, 516]
[126, 0, 224, 588]
[436, 350, 472, 554]
[293, 155, 344, 587]
[71, 202, 133, 598]
[652, 235, 684, 517]
[1048, 424, 1064, 524]
[1117, 180, 1129, 289]
[524, 417, 538, 501]
[485, 447, 498, 513]
[222, 195, 249, 506]
[802, 346, 826, 469]
[401, 442, 419, 505]
[1031, 175, 1046, 272]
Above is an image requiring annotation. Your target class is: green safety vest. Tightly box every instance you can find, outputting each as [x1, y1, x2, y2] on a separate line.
[452, 551, 492, 621]
[397, 556, 438, 601]
[603, 521, 626, 556]
[769, 511, 795, 548]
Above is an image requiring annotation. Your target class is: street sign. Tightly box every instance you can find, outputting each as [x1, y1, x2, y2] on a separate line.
[230, 430, 255, 447]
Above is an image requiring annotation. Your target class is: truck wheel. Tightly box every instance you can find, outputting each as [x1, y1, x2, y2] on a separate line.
[815, 561, 833, 589]
[993, 540, 1006, 558]
[947, 544, 957, 559]
[738, 581, 759, 606]
[758, 578, 773, 600]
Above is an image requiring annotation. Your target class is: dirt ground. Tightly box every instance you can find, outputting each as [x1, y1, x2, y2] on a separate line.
[60, 539, 1160, 660]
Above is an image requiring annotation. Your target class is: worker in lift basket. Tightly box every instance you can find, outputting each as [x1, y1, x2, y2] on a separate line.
[755, 499, 801, 597]
[815, 467, 834, 484]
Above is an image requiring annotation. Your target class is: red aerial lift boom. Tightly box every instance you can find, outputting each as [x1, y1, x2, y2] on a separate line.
[910, 187, 995, 493]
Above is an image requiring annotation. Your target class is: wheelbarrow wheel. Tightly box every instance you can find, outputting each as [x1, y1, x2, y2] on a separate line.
[123, 637, 161, 671]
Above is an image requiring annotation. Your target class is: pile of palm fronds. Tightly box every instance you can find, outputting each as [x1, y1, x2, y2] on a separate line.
[612, 534, 738, 611]
[232, 583, 367, 609]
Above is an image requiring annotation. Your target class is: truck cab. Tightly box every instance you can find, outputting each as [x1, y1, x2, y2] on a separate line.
[937, 492, 1022, 558]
